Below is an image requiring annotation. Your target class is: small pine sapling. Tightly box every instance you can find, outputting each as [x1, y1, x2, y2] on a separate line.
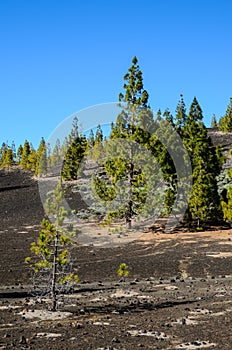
[117, 262, 129, 283]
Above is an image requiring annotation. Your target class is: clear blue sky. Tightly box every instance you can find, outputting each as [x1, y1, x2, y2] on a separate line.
[1, 0, 232, 148]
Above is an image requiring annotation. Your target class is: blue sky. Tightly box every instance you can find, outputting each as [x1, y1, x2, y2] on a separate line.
[1, 0, 232, 148]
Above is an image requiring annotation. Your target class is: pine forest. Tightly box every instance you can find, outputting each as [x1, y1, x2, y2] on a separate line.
[1, 57, 232, 230]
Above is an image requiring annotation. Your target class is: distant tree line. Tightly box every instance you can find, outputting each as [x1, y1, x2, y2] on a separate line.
[0, 118, 104, 178]
[210, 98, 232, 132]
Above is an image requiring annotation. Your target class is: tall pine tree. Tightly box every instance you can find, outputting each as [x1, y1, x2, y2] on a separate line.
[35, 138, 47, 177]
[174, 94, 187, 134]
[62, 117, 87, 180]
[20, 140, 31, 169]
[211, 114, 218, 128]
[219, 98, 232, 132]
[182, 98, 222, 226]
[93, 56, 154, 228]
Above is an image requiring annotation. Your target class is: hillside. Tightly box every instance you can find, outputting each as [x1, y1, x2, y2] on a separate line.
[208, 127, 232, 156]
[0, 168, 44, 285]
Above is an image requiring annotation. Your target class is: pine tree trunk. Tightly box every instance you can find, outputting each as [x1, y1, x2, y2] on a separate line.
[126, 214, 132, 229]
[184, 206, 192, 228]
[126, 153, 134, 229]
[51, 231, 59, 311]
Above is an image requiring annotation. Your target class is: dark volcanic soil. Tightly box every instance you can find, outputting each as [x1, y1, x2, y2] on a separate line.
[0, 168, 232, 349]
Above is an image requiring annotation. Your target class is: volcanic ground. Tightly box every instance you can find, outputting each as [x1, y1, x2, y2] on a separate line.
[0, 168, 232, 349]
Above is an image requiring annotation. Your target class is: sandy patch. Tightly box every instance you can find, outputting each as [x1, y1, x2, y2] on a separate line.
[127, 329, 169, 339]
[189, 308, 229, 319]
[176, 341, 216, 349]
[172, 317, 198, 326]
[36, 332, 62, 338]
[18, 309, 72, 320]
[90, 297, 108, 302]
[110, 289, 139, 298]
[164, 285, 179, 291]
[206, 252, 232, 258]
[0, 305, 21, 310]
[92, 321, 111, 326]
[189, 308, 211, 317]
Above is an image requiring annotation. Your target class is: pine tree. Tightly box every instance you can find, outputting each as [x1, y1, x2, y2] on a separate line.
[50, 139, 61, 167]
[221, 185, 232, 224]
[27, 145, 37, 171]
[93, 56, 154, 228]
[38, 147, 48, 176]
[163, 108, 174, 127]
[25, 182, 79, 311]
[95, 124, 103, 143]
[211, 114, 218, 128]
[182, 97, 205, 160]
[35, 138, 47, 177]
[91, 125, 104, 163]
[174, 94, 187, 134]
[62, 117, 87, 180]
[3, 147, 14, 171]
[68, 116, 79, 141]
[46, 142, 52, 169]
[17, 144, 23, 163]
[20, 140, 31, 169]
[115, 56, 151, 228]
[221, 150, 232, 224]
[218, 98, 232, 132]
[86, 129, 95, 154]
[11, 141, 16, 162]
[0, 143, 8, 167]
[189, 141, 221, 226]
[183, 98, 222, 226]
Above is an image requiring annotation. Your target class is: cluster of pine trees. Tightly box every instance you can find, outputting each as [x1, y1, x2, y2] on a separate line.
[0, 138, 49, 176]
[1, 56, 231, 228]
[211, 98, 232, 132]
[91, 57, 227, 228]
[0, 116, 104, 178]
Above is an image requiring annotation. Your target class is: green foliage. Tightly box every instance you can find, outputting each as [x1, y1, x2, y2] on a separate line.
[219, 98, 232, 132]
[181, 98, 222, 225]
[95, 124, 103, 143]
[20, 140, 31, 169]
[174, 94, 187, 133]
[211, 114, 218, 128]
[92, 57, 154, 228]
[221, 160, 232, 223]
[25, 182, 79, 310]
[87, 129, 95, 150]
[91, 125, 105, 163]
[27, 147, 37, 171]
[189, 171, 217, 224]
[164, 186, 176, 215]
[62, 117, 87, 180]
[215, 145, 225, 170]
[117, 263, 129, 279]
[221, 186, 232, 223]
[35, 138, 47, 177]
[17, 144, 23, 163]
[25, 218, 77, 274]
[1, 147, 14, 170]
[119, 56, 149, 107]
[2, 57, 232, 230]
[50, 139, 61, 167]
[58, 272, 79, 285]
[92, 174, 116, 201]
